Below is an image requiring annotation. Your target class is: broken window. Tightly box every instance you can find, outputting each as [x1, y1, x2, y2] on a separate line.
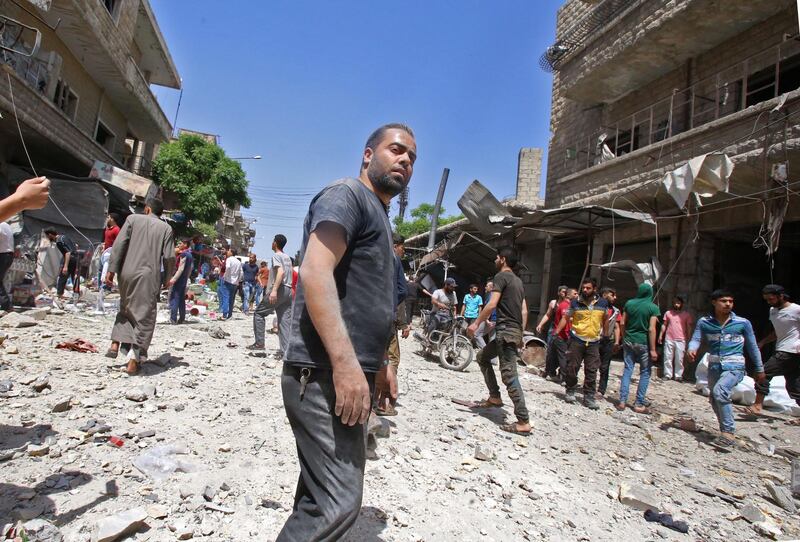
[103, 0, 119, 18]
[52, 79, 78, 120]
[95, 121, 115, 153]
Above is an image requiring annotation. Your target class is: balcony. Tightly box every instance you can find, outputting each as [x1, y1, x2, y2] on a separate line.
[554, 39, 800, 180]
[555, 0, 794, 104]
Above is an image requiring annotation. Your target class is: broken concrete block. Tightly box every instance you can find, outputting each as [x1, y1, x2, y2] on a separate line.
[26, 308, 49, 321]
[145, 504, 168, 519]
[619, 482, 661, 512]
[739, 503, 766, 524]
[32, 374, 50, 392]
[51, 397, 72, 413]
[22, 518, 63, 542]
[474, 445, 495, 461]
[92, 507, 148, 542]
[27, 443, 50, 457]
[0, 312, 37, 328]
[791, 459, 800, 497]
[765, 481, 797, 513]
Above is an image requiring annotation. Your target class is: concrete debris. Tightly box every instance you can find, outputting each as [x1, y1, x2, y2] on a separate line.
[21, 518, 63, 542]
[51, 397, 72, 413]
[764, 480, 797, 513]
[92, 507, 148, 542]
[753, 521, 782, 540]
[204, 502, 235, 514]
[738, 503, 766, 524]
[26, 443, 50, 457]
[145, 504, 168, 519]
[619, 482, 661, 512]
[474, 445, 495, 461]
[0, 312, 37, 328]
[32, 374, 51, 392]
[125, 384, 156, 402]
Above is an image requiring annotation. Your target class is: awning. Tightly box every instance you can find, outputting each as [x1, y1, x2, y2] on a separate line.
[510, 205, 654, 233]
[661, 153, 734, 209]
[457, 180, 514, 236]
[419, 231, 465, 268]
[90, 161, 158, 200]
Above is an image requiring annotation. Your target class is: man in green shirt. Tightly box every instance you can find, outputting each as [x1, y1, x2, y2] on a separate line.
[617, 283, 660, 413]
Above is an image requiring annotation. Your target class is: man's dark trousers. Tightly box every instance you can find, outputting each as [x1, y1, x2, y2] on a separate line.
[0, 252, 13, 310]
[169, 280, 187, 323]
[56, 257, 79, 297]
[598, 337, 614, 395]
[755, 351, 800, 405]
[545, 335, 568, 378]
[276, 365, 375, 541]
[565, 338, 601, 395]
[476, 327, 529, 423]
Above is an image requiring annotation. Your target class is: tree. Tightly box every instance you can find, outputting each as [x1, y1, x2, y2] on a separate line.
[392, 203, 463, 239]
[152, 134, 251, 224]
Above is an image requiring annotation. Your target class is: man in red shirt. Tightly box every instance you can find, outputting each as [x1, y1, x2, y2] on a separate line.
[98, 213, 121, 290]
[545, 287, 577, 382]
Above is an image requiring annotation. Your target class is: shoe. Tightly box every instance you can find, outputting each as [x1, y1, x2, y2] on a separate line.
[246, 343, 265, 351]
[709, 435, 736, 451]
[584, 398, 600, 410]
[564, 390, 577, 404]
[546, 374, 562, 384]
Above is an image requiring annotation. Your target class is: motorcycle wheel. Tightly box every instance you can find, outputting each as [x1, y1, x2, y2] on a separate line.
[438, 335, 474, 371]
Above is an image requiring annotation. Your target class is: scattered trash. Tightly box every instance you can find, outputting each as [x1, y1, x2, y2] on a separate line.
[133, 444, 198, 480]
[108, 436, 125, 448]
[643, 509, 689, 533]
[55, 338, 98, 353]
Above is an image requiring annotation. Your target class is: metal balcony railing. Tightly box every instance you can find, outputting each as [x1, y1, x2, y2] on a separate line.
[120, 153, 154, 178]
[556, 38, 800, 177]
[0, 47, 50, 94]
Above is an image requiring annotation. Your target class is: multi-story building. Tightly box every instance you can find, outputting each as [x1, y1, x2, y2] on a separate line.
[0, 0, 180, 190]
[540, 0, 800, 328]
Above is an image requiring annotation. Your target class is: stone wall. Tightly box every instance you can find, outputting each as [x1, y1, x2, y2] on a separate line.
[515, 148, 543, 206]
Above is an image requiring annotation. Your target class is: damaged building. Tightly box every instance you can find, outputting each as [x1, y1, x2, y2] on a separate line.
[0, 0, 180, 245]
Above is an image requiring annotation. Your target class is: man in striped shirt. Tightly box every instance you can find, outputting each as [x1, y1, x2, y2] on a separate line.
[688, 289, 765, 450]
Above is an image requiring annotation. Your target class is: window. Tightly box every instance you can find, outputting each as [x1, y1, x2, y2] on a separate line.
[52, 79, 78, 120]
[103, 0, 119, 18]
[95, 121, 115, 153]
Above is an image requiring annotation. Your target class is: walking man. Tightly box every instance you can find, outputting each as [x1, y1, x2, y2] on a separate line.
[276, 123, 410, 540]
[467, 247, 531, 435]
[98, 213, 121, 290]
[219, 248, 241, 320]
[616, 283, 660, 412]
[536, 285, 568, 336]
[658, 295, 693, 380]
[752, 284, 800, 416]
[688, 289, 765, 449]
[379, 233, 409, 416]
[554, 277, 608, 409]
[105, 198, 174, 374]
[460, 284, 483, 325]
[248, 234, 293, 356]
[167, 239, 193, 324]
[598, 286, 621, 397]
[44, 227, 80, 303]
[545, 287, 577, 382]
[241, 253, 260, 315]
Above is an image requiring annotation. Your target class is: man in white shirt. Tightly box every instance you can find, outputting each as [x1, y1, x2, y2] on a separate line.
[753, 284, 800, 415]
[425, 277, 458, 340]
[0, 222, 14, 311]
[220, 248, 242, 320]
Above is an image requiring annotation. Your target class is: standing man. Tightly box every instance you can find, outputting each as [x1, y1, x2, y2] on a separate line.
[277, 124, 410, 540]
[467, 246, 531, 435]
[751, 284, 800, 416]
[0, 221, 13, 311]
[658, 295, 693, 381]
[241, 253, 260, 315]
[545, 287, 577, 383]
[688, 289, 765, 449]
[220, 248, 242, 320]
[616, 283, 660, 413]
[554, 277, 608, 410]
[597, 286, 621, 397]
[44, 227, 80, 303]
[536, 285, 568, 336]
[167, 239, 193, 324]
[379, 233, 408, 416]
[405, 274, 420, 325]
[105, 198, 174, 374]
[425, 278, 458, 340]
[98, 213, 121, 290]
[460, 284, 483, 325]
[255, 260, 269, 306]
[248, 234, 293, 355]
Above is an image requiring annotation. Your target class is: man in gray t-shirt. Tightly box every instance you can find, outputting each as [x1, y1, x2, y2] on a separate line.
[276, 124, 416, 541]
[426, 277, 458, 338]
[248, 234, 293, 354]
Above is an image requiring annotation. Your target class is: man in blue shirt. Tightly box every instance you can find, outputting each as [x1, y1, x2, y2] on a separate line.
[460, 284, 483, 325]
[688, 289, 765, 450]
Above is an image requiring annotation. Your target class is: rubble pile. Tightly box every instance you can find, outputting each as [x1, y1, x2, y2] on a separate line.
[1, 302, 799, 541]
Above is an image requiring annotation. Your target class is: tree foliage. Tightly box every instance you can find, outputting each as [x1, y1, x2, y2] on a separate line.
[392, 203, 464, 239]
[152, 134, 251, 224]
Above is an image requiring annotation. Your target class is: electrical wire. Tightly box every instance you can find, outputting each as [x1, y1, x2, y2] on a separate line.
[6, 71, 97, 250]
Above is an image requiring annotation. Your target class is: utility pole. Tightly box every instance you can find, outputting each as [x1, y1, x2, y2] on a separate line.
[427, 168, 450, 251]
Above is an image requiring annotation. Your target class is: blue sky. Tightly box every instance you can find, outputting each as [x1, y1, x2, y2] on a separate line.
[150, 0, 563, 257]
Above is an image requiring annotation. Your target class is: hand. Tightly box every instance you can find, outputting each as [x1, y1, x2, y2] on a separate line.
[657, 337, 663, 345]
[466, 322, 478, 339]
[13, 177, 50, 210]
[649, 349, 658, 362]
[105, 272, 115, 288]
[332, 360, 371, 426]
[535, 324, 542, 335]
[269, 290, 278, 304]
[168, 278, 176, 287]
[755, 372, 767, 384]
[612, 343, 621, 354]
[687, 350, 697, 363]
[401, 326, 410, 339]
[375, 365, 398, 411]
[60, 266, 68, 275]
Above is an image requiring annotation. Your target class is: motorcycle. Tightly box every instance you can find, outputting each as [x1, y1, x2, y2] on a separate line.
[413, 309, 474, 371]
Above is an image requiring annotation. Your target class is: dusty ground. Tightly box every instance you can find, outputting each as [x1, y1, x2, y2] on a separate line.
[2, 295, 800, 541]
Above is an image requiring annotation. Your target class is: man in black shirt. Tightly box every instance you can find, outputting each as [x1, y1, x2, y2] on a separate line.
[467, 246, 531, 435]
[44, 227, 80, 302]
[277, 124, 415, 541]
[241, 253, 260, 315]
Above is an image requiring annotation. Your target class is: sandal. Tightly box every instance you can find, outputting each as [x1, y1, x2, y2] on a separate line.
[615, 403, 626, 411]
[471, 398, 505, 409]
[633, 405, 652, 414]
[105, 349, 119, 359]
[375, 404, 398, 417]
[499, 423, 531, 436]
[709, 435, 736, 451]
